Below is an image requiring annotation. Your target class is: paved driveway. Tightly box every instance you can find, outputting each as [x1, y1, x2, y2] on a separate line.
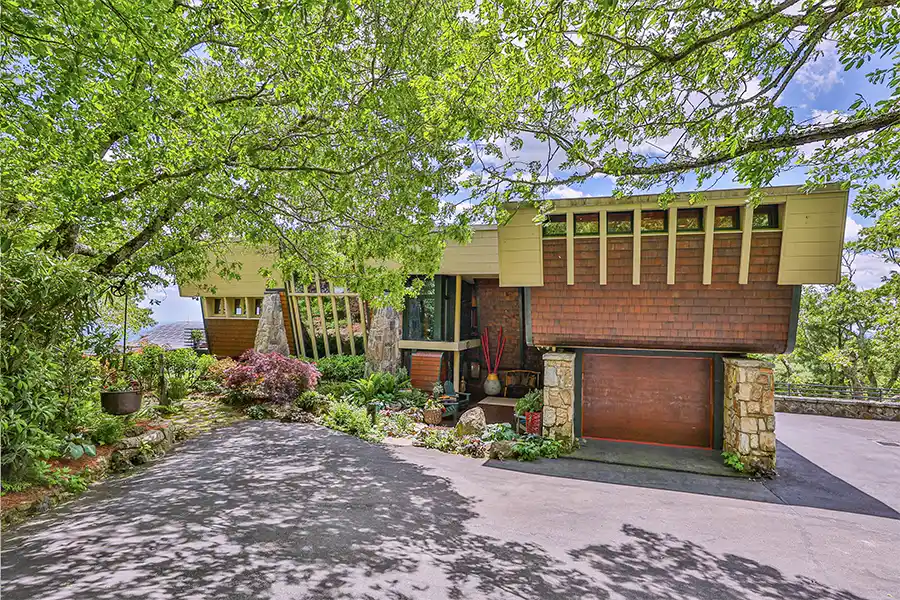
[2, 417, 899, 600]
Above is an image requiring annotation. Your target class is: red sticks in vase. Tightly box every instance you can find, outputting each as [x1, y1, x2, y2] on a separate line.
[481, 327, 506, 375]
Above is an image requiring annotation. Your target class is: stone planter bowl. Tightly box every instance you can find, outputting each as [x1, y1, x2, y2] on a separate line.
[101, 391, 142, 415]
[423, 408, 443, 425]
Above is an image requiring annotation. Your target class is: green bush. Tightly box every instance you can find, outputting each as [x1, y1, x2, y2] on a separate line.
[321, 401, 378, 440]
[245, 404, 274, 420]
[347, 369, 412, 406]
[512, 436, 563, 461]
[167, 377, 189, 400]
[415, 428, 486, 457]
[315, 355, 366, 382]
[90, 413, 126, 445]
[295, 390, 330, 414]
[482, 423, 517, 442]
[515, 389, 543, 414]
[378, 410, 416, 437]
[316, 380, 354, 399]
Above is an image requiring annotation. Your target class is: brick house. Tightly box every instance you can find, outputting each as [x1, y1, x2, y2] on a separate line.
[179, 184, 848, 466]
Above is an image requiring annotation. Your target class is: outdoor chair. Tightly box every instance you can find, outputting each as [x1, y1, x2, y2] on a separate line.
[442, 380, 471, 410]
[503, 370, 540, 398]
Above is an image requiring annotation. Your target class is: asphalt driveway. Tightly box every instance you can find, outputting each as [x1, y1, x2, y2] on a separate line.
[2, 417, 899, 599]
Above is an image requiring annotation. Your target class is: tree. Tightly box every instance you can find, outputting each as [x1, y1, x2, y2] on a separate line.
[443, 0, 900, 210]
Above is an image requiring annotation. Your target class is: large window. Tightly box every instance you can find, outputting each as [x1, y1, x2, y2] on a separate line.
[542, 214, 567, 237]
[676, 208, 703, 231]
[607, 211, 634, 234]
[640, 210, 667, 233]
[575, 213, 599, 235]
[402, 276, 476, 342]
[714, 206, 740, 230]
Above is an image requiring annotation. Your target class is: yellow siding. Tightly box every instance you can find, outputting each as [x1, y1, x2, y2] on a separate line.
[778, 191, 849, 285]
[178, 245, 278, 297]
[438, 228, 500, 275]
[498, 207, 543, 287]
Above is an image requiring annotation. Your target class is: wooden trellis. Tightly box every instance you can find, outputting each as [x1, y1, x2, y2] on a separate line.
[286, 275, 367, 360]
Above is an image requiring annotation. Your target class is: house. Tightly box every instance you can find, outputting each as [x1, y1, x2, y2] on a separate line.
[128, 321, 208, 351]
[178, 184, 848, 467]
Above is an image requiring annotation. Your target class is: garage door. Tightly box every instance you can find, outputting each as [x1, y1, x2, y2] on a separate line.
[582, 354, 712, 448]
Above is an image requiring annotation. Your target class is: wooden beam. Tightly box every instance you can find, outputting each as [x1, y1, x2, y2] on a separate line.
[632, 208, 641, 285]
[344, 296, 356, 355]
[453, 275, 462, 394]
[667, 207, 677, 285]
[315, 276, 330, 357]
[330, 291, 342, 355]
[703, 205, 715, 285]
[566, 212, 575, 285]
[304, 294, 318, 360]
[358, 297, 368, 352]
[739, 204, 754, 284]
[598, 208, 607, 285]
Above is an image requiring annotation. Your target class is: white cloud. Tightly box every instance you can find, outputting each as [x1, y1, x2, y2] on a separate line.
[547, 185, 586, 199]
[796, 40, 842, 96]
[140, 285, 203, 324]
[844, 215, 862, 241]
[845, 253, 897, 290]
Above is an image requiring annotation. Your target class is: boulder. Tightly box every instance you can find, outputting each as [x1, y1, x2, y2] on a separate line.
[365, 306, 401, 374]
[488, 440, 516, 460]
[455, 407, 486, 437]
[254, 293, 290, 355]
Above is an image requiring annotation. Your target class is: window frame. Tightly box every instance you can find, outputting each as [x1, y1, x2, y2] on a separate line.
[752, 204, 780, 230]
[541, 214, 567, 238]
[675, 208, 704, 232]
[714, 206, 741, 231]
[606, 211, 634, 235]
[574, 213, 600, 236]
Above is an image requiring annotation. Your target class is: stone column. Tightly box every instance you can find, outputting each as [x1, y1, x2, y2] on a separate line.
[542, 352, 576, 442]
[723, 357, 776, 474]
[254, 292, 290, 355]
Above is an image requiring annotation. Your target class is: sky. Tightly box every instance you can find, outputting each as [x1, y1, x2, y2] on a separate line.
[143, 38, 896, 324]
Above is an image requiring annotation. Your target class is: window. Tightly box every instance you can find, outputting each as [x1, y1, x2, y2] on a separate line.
[404, 278, 436, 340]
[575, 213, 599, 235]
[254, 298, 263, 316]
[676, 208, 703, 231]
[233, 298, 243, 316]
[641, 210, 667, 233]
[714, 206, 740, 230]
[542, 214, 566, 237]
[753, 204, 780, 229]
[213, 298, 224, 315]
[607, 211, 633, 234]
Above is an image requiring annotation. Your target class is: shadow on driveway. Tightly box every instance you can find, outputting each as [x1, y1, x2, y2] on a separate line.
[0, 422, 871, 599]
[488, 441, 900, 521]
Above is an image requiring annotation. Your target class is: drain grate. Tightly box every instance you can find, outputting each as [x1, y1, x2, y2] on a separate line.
[875, 440, 900, 447]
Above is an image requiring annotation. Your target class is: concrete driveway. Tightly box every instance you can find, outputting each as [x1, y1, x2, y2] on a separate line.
[2, 416, 899, 599]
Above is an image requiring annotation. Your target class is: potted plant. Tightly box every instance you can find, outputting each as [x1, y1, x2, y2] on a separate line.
[515, 389, 543, 435]
[480, 327, 506, 396]
[100, 364, 142, 415]
[424, 384, 444, 425]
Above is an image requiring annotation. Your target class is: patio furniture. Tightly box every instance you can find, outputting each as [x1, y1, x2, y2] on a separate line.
[443, 380, 471, 410]
[503, 370, 540, 398]
[439, 398, 462, 425]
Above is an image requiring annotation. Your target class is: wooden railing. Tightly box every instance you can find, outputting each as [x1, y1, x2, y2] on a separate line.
[775, 382, 900, 402]
[286, 276, 367, 360]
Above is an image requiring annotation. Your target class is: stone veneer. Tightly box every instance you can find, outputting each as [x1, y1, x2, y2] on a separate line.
[723, 357, 776, 473]
[776, 396, 900, 421]
[542, 352, 576, 442]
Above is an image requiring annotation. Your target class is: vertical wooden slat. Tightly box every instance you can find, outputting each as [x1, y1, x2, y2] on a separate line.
[667, 207, 677, 285]
[290, 276, 307, 358]
[566, 212, 575, 286]
[598, 209, 607, 285]
[739, 204, 754, 284]
[330, 291, 342, 355]
[358, 296, 367, 352]
[315, 275, 330, 357]
[703, 205, 715, 285]
[632, 208, 641, 286]
[344, 296, 356, 355]
[452, 275, 462, 393]
[304, 292, 318, 360]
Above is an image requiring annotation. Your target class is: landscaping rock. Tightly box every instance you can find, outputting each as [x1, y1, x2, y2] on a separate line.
[254, 292, 290, 355]
[455, 407, 486, 437]
[488, 440, 516, 460]
[365, 306, 401, 374]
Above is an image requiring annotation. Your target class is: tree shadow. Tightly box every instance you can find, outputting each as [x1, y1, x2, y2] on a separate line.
[0, 422, 870, 599]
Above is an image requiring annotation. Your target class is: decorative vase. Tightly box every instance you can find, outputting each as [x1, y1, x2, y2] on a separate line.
[484, 373, 502, 396]
[525, 411, 543, 435]
[101, 391, 142, 415]
[423, 408, 443, 425]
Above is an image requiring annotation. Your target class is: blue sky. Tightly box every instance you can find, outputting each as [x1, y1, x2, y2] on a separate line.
[144, 39, 896, 323]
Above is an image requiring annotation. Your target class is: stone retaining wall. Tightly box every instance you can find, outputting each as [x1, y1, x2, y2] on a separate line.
[723, 358, 776, 474]
[776, 396, 900, 421]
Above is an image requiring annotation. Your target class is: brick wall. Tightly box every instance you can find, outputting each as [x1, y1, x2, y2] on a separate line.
[476, 279, 528, 371]
[531, 232, 794, 353]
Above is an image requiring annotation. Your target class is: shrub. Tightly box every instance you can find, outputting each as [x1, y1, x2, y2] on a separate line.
[515, 389, 543, 414]
[245, 404, 274, 420]
[347, 370, 411, 406]
[378, 410, 417, 437]
[127, 344, 165, 390]
[224, 350, 320, 404]
[206, 358, 237, 383]
[414, 428, 486, 457]
[89, 413, 126, 446]
[321, 401, 378, 440]
[295, 390, 330, 414]
[395, 388, 428, 409]
[512, 436, 563, 461]
[317, 380, 354, 399]
[315, 355, 366, 382]
[482, 423, 517, 442]
[167, 377, 189, 400]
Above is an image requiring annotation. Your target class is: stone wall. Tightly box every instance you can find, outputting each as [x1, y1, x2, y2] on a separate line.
[723, 358, 776, 473]
[776, 396, 900, 421]
[542, 352, 576, 442]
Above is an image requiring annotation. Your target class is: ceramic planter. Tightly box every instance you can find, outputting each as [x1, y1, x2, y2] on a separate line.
[101, 391, 142, 415]
[483, 373, 502, 396]
[525, 411, 542, 435]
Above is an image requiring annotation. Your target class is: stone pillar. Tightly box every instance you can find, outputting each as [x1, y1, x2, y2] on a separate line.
[254, 292, 290, 355]
[542, 352, 576, 442]
[365, 306, 401, 374]
[723, 357, 776, 474]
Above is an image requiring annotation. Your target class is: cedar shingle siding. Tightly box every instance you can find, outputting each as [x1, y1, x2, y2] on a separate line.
[530, 232, 793, 353]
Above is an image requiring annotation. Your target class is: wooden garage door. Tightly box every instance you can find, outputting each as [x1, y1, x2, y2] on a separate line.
[582, 354, 712, 448]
